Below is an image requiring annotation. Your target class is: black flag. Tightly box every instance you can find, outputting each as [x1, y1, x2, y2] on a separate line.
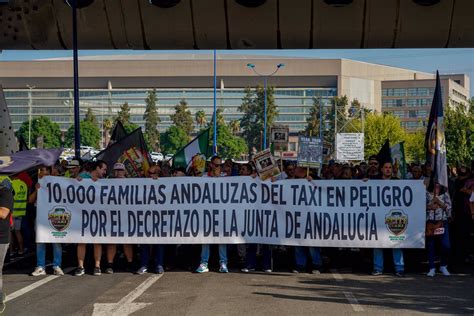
[425, 71, 448, 188]
[95, 128, 151, 178]
[377, 139, 391, 166]
[18, 135, 29, 152]
[109, 121, 128, 146]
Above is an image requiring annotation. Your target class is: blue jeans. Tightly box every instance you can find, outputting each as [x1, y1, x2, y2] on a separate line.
[201, 244, 227, 264]
[37, 243, 62, 268]
[427, 222, 450, 269]
[295, 247, 322, 269]
[373, 248, 404, 273]
[140, 245, 164, 268]
[246, 244, 272, 270]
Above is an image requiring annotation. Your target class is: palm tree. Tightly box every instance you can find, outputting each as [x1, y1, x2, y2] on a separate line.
[230, 120, 241, 135]
[103, 118, 113, 147]
[195, 110, 207, 128]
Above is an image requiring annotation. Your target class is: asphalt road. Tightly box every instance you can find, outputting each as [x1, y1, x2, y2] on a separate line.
[2, 259, 474, 315]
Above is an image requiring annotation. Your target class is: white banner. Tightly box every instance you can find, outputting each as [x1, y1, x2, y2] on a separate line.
[336, 133, 364, 161]
[37, 176, 426, 248]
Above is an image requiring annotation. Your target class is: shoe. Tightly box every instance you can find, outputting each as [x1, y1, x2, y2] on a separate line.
[311, 269, 321, 275]
[53, 266, 64, 276]
[17, 251, 24, 258]
[439, 266, 450, 276]
[75, 266, 85, 276]
[395, 271, 405, 277]
[219, 263, 229, 273]
[0, 292, 5, 314]
[31, 266, 46, 277]
[156, 265, 164, 274]
[196, 263, 209, 273]
[136, 266, 148, 275]
[93, 267, 101, 276]
[427, 268, 435, 277]
[371, 270, 383, 276]
[241, 267, 255, 273]
[263, 269, 272, 273]
[105, 267, 114, 274]
[126, 262, 134, 273]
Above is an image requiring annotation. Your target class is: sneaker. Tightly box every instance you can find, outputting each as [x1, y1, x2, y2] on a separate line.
[75, 266, 85, 276]
[219, 263, 229, 273]
[31, 266, 46, 277]
[311, 269, 321, 275]
[0, 292, 5, 314]
[105, 267, 114, 274]
[371, 270, 383, 276]
[156, 265, 164, 274]
[53, 266, 64, 276]
[439, 266, 450, 276]
[136, 266, 148, 275]
[427, 268, 435, 277]
[263, 269, 272, 273]
[395, 271, 405, 277]
[93, 267, 101, 276]
[196, 263, 209, 273]
[241, 267, 255, 273]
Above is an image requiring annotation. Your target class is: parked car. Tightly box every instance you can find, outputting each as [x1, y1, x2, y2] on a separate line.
[150, 152, 164, 162]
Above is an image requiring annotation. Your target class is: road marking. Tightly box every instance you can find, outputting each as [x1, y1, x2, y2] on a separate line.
[93, 274, 163, 316]
[330, 269, 344, 282]
[343, 291, 365, 312]
[5, 267, 75, 303]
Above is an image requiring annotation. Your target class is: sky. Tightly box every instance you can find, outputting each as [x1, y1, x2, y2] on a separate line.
[1, 48, 473, 95]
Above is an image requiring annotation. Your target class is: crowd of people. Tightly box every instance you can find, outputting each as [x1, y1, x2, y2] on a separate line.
[1, 155, 473, 286]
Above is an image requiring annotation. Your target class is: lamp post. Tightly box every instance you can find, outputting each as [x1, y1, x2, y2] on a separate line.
[246, 63, 285, 150]
[26, 84, 35, 148]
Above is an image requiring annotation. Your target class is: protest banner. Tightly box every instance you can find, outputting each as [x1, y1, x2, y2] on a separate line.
[37, 176, 426, 248]
[297, 136, 322, 168]
[271, 125, 289, 144]
[253, 149, 281, 180]
[336, 133, 364, 161]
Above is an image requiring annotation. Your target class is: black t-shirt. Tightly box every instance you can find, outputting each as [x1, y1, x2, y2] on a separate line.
[0, 186, 13, 244]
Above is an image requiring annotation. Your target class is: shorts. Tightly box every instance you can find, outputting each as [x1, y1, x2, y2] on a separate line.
[12, 217, 22, 231]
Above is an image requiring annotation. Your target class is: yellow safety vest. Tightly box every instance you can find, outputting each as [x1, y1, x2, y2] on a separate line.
[11, 179, 28, 217]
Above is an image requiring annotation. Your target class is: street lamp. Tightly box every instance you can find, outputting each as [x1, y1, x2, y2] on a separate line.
[246, 63, 285, 150]
[26, 84, 35, 148]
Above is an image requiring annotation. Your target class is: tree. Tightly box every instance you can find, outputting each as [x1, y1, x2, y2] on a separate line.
[170, 99, 194, 135]
[160, 126, 189, 155]
[115, 102, 138, 133]
[195, 110, 207, 128]
[16, 116, 62, 148]
[445, 102, 473, 165]
[404, 130, 425, 163]
[212, 124, 247, 159]
[64, 120, 101, 149]
[363, 112, 406, 159]
[143, 89, 161, 151]
[229, 120, 241, 135]
[304, 97, 321, 137]
[103, 118, 113, 147]
[238, 86, 279, 152]
[84, 107, 98, 125]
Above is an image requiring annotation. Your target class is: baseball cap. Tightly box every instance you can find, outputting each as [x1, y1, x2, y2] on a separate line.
[113, 163, 125, 170]
[66, 159, 81, 168]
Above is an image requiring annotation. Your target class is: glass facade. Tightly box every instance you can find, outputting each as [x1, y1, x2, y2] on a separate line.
[5, 87, 337, 133]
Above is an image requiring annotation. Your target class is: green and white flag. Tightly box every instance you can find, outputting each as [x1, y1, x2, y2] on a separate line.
[390, 142, 407, 179]
[172, 128, 210, 169]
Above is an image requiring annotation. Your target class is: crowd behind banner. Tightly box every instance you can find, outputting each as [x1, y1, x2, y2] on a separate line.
[2, 155, 474, 280]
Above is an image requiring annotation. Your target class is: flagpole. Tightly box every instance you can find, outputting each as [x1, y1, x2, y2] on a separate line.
[213, 49, 217, 156]
[71, 0, 81, 159]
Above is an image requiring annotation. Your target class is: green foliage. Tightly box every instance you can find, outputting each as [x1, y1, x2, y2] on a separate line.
[238, 86, 279, 152]
[363, 112, 406, 159]
[84, 108, 98, 125]
[143, 89, 161, 151]
[404, 130, 425, 163]
[16, 116, 62, 148]
[64, 120, 101, 149]
[170, 99, 194, 135]
[160, 126, 189, 155]
[211, 124, 247, 159]
[195, 110, 207, 128]
[115, 102, 139, 133]
[445, 102, 474, 165]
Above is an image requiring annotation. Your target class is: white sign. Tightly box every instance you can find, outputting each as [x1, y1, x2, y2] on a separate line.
[336, 133, 364, 161]
[37, 176, 426, 248]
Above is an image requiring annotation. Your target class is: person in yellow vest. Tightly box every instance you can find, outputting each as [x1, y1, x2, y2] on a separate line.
[9, 176, 28, 258]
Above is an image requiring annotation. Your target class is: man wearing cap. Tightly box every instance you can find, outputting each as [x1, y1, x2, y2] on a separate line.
[65, 159, 82, 179]
[105, 163, 134, 274]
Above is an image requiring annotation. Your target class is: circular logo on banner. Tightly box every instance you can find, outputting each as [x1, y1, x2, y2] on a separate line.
[48, 207, 72, 232]
[385, 209, 408, 236]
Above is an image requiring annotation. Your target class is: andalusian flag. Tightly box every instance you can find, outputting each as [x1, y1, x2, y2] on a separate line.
[173, 128, 210, 169]
[390, 142, 407, 179]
